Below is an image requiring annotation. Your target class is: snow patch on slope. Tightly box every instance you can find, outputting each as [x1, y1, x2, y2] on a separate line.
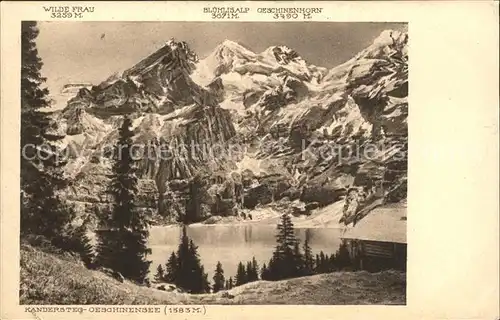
[234, 154, 263, 175]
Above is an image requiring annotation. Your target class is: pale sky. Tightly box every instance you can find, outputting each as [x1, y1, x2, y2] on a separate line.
[36, 21, 407, 106]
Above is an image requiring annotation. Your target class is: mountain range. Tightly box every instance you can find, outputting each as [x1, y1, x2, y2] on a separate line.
[47, 29, 408, 227]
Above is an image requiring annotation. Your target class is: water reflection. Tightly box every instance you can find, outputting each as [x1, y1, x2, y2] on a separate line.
[148, 225, 343, 280]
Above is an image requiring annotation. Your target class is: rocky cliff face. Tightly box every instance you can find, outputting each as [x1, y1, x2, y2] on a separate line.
[190, 29, 408, 223]
[53, 30, 408, 226]
[52, 40, 237, 223]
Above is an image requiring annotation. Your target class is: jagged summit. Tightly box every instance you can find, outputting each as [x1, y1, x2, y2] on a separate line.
[322, 29, 408, 84]
[217, 40, 256, 55]
[52, 29, 408, 228]
[122, 39, 199, 78]
[92, 39, 200, 92]
[261, 45, 304, 65]
[192, 40, 315, 87]
[165, 37, 178, 47]
[211, 39, 256, 67]
[355, 29, 408, 60]
[372, 30, 408, 49]
[190, 39, 258, 86]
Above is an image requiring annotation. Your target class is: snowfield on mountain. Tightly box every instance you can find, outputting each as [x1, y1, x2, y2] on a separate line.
[45, 29, 407, 228]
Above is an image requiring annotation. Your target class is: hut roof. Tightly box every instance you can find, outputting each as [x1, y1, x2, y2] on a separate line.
[341, 202, 407, 244]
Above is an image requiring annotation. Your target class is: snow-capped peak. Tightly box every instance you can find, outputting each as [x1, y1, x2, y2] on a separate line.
[261, 45, 304, 65]
[165, 38, 178, 48]
[212, 39, 257, 61]
[353, 29, 408, 61]
[322, 29, 408, 84]
[191, 40, 257, 86]
[372, 30, 407, 48]
[218, 40, 255, 55]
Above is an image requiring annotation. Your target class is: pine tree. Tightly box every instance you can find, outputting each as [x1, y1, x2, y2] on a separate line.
[21, 22, 50, 113]
[335, 241, 352, 270]
[324, 253, 331, 271]
[267, 255, 280, 280]
[20, 21, 73, 244]
[154, 264, 165, 283]
[164, 251, 178, 283]
[250, 256, 259, 281]
[313, 251, 328, 274]
[246, 261, 254, 282]
[73, 223, 95, 269]
[320, 251, 327, 273]
[96, 117, 152, 284]
[314, 254, 321, 273]
[189, 239, 210, 293]
[235, 261, 247, 286]
[261, 262, 270, 280]
[328, 254, 337, 272]
[275, 214, 297, 257]
[246, 257, 259, 282]
[173, 226, 210, 293]
[227, 277, 233, 290]
[52, 217, 95, 268]
[302, 232, 315, 275]
[293, 241, 305, 277]
[202, 266, 211, 293]
[121, 227, 152, 283]
[267, 213, 300, 280]
[175, 226, 193, 290]
[213, 261, 225, 293]
[95, 229, 119, 275]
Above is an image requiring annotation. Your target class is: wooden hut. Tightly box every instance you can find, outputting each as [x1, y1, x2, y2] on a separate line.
[341, 202, 407, 272]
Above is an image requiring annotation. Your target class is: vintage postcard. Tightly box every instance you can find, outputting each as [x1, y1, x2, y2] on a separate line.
[1, 1, 498, 320]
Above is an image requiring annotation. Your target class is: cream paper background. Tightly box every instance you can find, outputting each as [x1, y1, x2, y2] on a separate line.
[1, 1, 499, 319]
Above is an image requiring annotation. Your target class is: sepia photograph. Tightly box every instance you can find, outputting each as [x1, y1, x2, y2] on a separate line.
[19, 20, 409, 305]
[1, 1, 498, 319]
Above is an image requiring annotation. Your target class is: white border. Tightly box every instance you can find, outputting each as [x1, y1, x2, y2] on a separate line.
[1, 1, 499, 319]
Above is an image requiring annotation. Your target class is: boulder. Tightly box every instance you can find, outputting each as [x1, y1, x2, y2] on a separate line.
[203, 215, 223, 225]
[156, 283, 183, 293]
[99, 267, 124, 283]
[291, 201, 307, 216]
[305, 201, 320, 211]
[281, 187, 301, 200]
[244, 184, 273, 209]
[210, 195, 235, 217]
[300, 184, 342, 206]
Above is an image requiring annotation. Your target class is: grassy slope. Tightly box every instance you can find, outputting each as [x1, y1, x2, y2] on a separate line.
[20, 244, 181, 305]
[202, 271, 406, 305]
[20, 244, 405, 305]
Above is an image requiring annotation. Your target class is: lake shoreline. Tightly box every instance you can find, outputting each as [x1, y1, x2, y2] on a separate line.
[152, 200, 347, 229]
[148, 222, 347, 281]
[151, 222, 347, 230]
